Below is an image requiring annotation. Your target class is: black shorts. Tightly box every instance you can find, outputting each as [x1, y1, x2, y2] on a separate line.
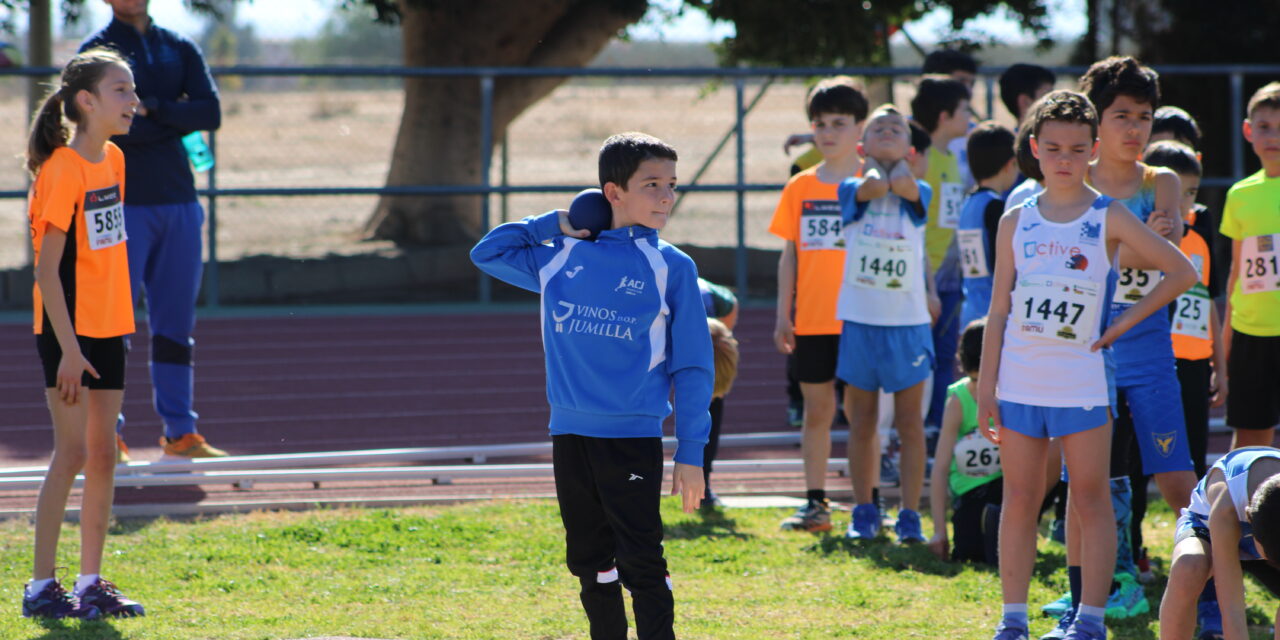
[36, 333, 126, 390]
[1226, 330, 1280, 430]
[793, 334, 840, 384]
[951, 477, 1002, 564]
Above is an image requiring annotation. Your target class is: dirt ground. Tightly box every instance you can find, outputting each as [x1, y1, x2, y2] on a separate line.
[0, 77, 1015, 270]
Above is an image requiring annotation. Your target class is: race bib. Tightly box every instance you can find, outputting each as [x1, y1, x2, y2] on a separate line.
[954, 430, 1000, 477]
[799, 200, 842, 251]
[84, 185, 126, 250]
[1241, 233, 1280, 294]
[938, 182, 964, 229]
[1172, 283, 1211, 340]
[957, 228, 989, 278]
[1112, 267, 1161, 304]
[849, 235, 916, 291]
[1012, 274, 1101, 346]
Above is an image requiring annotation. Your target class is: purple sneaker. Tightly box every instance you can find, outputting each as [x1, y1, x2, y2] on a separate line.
[21, 580, 100, 620]
[77, 578, 144, 618]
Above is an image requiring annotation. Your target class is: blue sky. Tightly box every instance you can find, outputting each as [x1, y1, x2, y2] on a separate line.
[63, 0, 1085, 44]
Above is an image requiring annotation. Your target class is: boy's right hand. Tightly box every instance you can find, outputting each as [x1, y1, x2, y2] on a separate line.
[976, 389, 1002, 445]
[773, 319, 796, 355]
[556, 209, 592, 239]
[927, 534, 949, 561]
[55, 350, 99, 406]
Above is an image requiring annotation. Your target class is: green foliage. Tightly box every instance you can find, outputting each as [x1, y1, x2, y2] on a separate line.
[684, 0, 1052, 67]
[292, 3, 402, 66]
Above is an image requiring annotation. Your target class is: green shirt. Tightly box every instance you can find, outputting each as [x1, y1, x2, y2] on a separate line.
[924, 146, 963, 275]
[947, 377, 1003, 497]
[1220, 169, 1280, 336]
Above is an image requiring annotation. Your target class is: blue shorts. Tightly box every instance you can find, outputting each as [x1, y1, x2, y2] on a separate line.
[837, 321, 933, 393]
[998, 401, 1109, 439]
[1117, 364, 1194, 475]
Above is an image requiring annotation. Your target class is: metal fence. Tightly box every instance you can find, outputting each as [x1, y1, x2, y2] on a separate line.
[2, 64, 1277, 306]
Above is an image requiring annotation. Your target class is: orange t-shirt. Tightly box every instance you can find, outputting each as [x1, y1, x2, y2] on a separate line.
[768, 167, 846, 335]
[1171, 219, 1212, 361]
[29, 144, 135, 338]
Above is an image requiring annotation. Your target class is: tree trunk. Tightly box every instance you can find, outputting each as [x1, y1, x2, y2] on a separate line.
[364, 0, 648, 246]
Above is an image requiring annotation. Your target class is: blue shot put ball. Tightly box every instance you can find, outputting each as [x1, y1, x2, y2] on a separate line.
[568, 188, 612, 240]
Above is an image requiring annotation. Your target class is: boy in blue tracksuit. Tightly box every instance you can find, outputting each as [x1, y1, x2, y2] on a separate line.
[471, 132, 713, 640]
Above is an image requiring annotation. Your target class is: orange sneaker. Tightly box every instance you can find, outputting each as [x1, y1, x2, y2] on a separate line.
[115, 434, 132, 464]
[159, 433, 228, 459]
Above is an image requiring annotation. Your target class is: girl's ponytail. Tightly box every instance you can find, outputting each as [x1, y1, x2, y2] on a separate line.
[26, 89, 69, 177]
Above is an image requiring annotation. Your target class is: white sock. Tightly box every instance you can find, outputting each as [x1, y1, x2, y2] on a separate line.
[26, 578, 55, 597]
[74, 574, 99, 595]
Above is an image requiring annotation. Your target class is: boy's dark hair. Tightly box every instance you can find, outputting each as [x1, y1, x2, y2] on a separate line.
[958, 318, 986, 374]
[911, 75, 971, 133]
[1015, 120, 1043, 182]
[806, 76, 869, 123]
[1247, 81, 1280, 119]
[1079, 56, 1160, 115]
[1143, 140, 1202, 178]
[1247, 474, 1280, 568]
[1031, 90, 1099, 142]
[598, 132, 678, 190]
[909, 120, 932, 154]
[922, 49, 978, 76]
[1153, 106, 1202, 149]
[967, 122, 1016, 182]
[999, 63, 1055, 118]
[26, 47, 128, 177]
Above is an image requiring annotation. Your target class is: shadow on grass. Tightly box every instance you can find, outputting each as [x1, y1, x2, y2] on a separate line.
[663, 511, 754, 541]
[26, 618, 126, 640]
[802, 533, 984, 577]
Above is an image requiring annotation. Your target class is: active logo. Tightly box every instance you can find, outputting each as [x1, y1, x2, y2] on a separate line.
[1153, 431, 1177, 457]
[1023, 240, 1083, 260]
[564, 265, 583, 278]
[1079, 221, 1101, 244]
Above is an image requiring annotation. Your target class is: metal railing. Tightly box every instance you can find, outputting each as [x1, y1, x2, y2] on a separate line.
[4, 63, 1277, 306]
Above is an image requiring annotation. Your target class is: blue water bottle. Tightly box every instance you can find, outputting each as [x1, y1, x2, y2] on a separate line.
[182, 131, 214, 172]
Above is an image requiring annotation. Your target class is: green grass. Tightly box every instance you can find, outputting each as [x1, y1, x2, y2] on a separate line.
[0, 499, 1275, 639]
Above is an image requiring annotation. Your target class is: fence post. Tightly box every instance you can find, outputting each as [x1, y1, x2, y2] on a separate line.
[985, 74, 995, 120]
[734, 76, 748, 298]
[1230, 71, 1245, 183]
[479, 75, 495, 304]
[206, 129, 220, 308]
[500, 130, 510, 224]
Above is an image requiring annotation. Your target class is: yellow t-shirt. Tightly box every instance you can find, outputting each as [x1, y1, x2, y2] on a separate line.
[924, 145, 962, 274]
[791, 146, 823, 176]
[1220, 169, 1280, 337]
[768, 167, 845, 336]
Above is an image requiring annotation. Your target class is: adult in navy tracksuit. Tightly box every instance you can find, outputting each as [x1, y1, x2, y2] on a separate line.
[472, 133, 713, 640]
[82, 0, 223, 458]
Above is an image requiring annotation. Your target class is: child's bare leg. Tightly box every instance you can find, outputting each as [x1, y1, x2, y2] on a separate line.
[1159, 537, 1212, 640]
[1153, 469, 1196, 513]
[1061, 422, 1116, 609]
[997, 429, 1050, 605]
[800, 381, 837, 491]
[844, 386, 880, 505]
[33, 390, 89, 580]
[892, 380, 928, 511]
[79, 389, 123, 576]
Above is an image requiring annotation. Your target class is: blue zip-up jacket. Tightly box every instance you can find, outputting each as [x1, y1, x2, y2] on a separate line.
[81, 17, 221, 206]
[471, 211, 714, 466]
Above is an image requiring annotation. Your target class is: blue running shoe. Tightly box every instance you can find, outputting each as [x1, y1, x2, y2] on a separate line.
[993, 620, 1030, 640]
[1040, 608, 1075, 640]
[1042, 591, 1072, 618]
[77, 578, 144, 618]
[845, 503, 881, 540]
[1197, 597, 1223, 639]
[1063, 617, 1107, 640]
[21, 580, 99, 620]
[895, 508, 925, 544]
[1104, 573, 1148, 620]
